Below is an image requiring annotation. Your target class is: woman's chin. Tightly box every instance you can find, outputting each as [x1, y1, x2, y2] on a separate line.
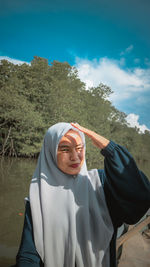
[66, 166, 81, 176]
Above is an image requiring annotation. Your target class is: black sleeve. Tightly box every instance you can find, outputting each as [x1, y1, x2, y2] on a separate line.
[15, 201, 43, 267]
[99, 141, 150, 227]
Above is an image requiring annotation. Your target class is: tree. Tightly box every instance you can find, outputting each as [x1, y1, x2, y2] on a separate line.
[1, 56, 150, 176]
[0, 60, 45, 157]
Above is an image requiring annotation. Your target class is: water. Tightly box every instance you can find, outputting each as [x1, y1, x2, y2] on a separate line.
[0, 157, 36, 267]
[0, 157, 149, 267]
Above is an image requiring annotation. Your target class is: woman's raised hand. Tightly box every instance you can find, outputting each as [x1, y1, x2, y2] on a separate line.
[71, 123, 110, 149]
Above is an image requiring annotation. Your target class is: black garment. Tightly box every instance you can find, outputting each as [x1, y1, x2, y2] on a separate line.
[15, 141, 150, 267]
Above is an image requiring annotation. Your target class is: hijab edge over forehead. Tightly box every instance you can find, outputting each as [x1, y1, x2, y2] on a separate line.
[47, 122, 85, 142]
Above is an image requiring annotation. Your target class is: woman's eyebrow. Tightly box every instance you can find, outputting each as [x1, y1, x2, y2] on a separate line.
[58, 143, 83, 148]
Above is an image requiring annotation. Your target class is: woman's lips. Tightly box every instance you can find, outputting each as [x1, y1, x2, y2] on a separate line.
[69, 163, 80, 168]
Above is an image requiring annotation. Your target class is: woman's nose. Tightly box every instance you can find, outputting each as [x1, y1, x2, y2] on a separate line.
[70, 149, 78, 161]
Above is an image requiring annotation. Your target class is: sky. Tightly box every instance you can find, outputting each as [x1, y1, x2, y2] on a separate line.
[0, 0, 150, 132]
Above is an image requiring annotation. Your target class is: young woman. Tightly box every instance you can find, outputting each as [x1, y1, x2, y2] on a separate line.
[15, 122, 150, 267]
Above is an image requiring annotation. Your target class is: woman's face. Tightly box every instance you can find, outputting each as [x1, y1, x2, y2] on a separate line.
[57, 130, 85, 175]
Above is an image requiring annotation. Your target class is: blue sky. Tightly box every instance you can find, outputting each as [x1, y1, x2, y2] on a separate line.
[1, 0, 150, 132]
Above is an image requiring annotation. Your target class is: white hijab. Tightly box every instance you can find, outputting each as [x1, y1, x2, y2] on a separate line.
[29, 122, 113, 267]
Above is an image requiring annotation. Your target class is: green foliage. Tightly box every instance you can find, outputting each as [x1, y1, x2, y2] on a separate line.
[0, 56, 150, 176]
[0, 59, 45, 157]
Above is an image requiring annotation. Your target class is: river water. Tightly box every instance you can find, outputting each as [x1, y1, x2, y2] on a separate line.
[0, 157, 36, 267]
[0, 157, 150, 267]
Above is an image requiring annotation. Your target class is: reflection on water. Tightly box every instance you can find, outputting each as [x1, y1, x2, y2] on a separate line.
[0, 244, 18, 258]
[0, 157, 36, 267]
[0, 156, 149, 267]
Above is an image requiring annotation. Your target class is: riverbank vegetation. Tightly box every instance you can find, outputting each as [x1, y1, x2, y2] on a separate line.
[0, 56, 150, 170]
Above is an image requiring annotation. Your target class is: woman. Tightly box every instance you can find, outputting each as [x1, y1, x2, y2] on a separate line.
[15, 122, 150, 267]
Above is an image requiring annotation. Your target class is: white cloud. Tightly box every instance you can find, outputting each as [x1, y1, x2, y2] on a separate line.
[120, 44, 134, 56]
[126, 113, 150, 133]
[126, 45, 134, 52]
[75, 56, 150, 132]
[75, 57, 150, 103]
[0, 56, 30, 65]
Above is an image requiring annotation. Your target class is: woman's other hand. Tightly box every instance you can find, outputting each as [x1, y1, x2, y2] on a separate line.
[71, 123, 110, 150]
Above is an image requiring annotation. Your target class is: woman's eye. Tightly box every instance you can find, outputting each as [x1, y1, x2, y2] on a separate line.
[61, 148, 69, 152]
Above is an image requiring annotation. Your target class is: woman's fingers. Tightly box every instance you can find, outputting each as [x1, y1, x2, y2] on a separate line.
[71, 122, 109, 149]
[71, 123, 101, 143]
[71, 123, 93, 137]
[71, 123, 86, 132]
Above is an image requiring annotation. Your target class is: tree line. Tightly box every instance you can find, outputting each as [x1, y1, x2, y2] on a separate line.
[0, 56, 150, 173]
